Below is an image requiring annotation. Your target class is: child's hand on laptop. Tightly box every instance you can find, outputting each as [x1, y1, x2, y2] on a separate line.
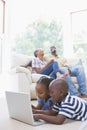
[32, 108, 37, 114]
[32, 108, 40, 114]
[33, 114, 41, 121]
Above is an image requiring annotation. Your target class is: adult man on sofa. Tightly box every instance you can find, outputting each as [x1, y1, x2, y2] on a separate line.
[46, 46, 87, 98]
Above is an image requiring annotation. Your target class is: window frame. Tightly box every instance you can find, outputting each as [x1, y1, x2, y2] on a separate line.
[0, 0, 6, 73]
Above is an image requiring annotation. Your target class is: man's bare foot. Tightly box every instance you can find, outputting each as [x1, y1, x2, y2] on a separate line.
[61, 73, 69, 78]
[79, 94, 87, 98]
[57, 73, 69, 78]
[78, 94, 87, 101]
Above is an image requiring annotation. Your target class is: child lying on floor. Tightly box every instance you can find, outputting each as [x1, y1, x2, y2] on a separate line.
[32, 76, 54, 110]
[33, 78, 87, 124]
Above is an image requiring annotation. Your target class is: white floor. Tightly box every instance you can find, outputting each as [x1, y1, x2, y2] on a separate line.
[0, 96, 87, 130]
[0, 73, 87, 130]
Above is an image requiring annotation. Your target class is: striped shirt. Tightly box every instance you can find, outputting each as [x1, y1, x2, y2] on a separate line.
[52, 94, 87, 121]
[32, 57, 47, 73]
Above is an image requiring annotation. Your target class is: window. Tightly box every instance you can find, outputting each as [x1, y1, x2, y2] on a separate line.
[71, 9, 87, 69]
[0, 0, 5, 73]
[9, 0, 65, 57]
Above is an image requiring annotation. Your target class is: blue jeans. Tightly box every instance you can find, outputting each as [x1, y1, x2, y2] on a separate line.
[40, 63, 79, 96]
[39, 61, 59, 79]
[58, 67, 78, 96]
[70, 64, 87, 95]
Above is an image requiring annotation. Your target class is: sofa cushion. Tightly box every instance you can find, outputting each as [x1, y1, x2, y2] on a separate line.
[10, 54, 33, 68]
[30, 83, 37, 99]
[16, 66, 30, 74]
[31, 73, 50, 83]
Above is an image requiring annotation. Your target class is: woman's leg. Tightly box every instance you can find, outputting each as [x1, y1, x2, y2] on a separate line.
[39, 61, 59, 79]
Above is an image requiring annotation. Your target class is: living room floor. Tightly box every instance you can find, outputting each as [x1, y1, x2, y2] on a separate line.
[0, 95, 87, 130]
[0, 73, 87, 130]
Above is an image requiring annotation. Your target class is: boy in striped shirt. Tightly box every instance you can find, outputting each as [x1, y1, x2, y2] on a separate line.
[33, 78, 87, 124]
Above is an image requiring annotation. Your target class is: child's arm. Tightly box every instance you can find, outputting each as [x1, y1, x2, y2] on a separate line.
[33, 108, 57, 115]
[34, 113, 67, 125]
[32, 103, 42, 110]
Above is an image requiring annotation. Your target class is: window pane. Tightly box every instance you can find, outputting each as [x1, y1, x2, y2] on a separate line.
[0, 0, 4, 73]
[10, 0, 64, 56]
[0, 0, 3, 35]
[71, 10, 87, 69]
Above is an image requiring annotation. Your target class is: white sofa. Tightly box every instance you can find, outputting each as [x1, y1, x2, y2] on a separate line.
[9, 54, 48, 99]
[9, 53, 87, 100]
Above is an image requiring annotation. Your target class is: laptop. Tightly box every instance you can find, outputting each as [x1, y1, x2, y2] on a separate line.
[5, 91, 46, 126]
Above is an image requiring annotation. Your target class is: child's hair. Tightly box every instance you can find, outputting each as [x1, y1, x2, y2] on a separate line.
[49, 78, 69, 93]
[37, 76, 54, 89]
